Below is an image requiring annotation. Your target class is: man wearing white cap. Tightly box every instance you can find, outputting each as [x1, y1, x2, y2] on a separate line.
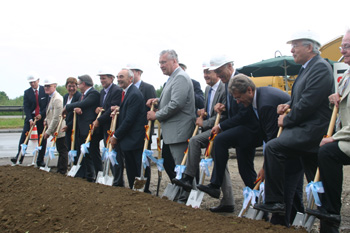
[11, 74, 49, 166]
[255, 30, 334, 216]
[172, 62, 230, 208]
[42, 77, 68, 174]
[197, 55, 261, 210]
[93, 69, 123, 186]
[127, 63, 156, 194]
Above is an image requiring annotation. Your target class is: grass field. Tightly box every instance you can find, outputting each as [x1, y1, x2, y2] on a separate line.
[0, 118, 24, 129]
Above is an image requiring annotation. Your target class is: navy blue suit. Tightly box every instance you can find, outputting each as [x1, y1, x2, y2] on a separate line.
[192, 79, 204, 116]
[210, 82, 261, 190]
[16, 85, 48, 164]
[114, 84, 147, 189]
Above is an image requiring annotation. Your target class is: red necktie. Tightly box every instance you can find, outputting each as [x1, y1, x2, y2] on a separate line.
[81, 93, 84, 101]
[35, 90, 39, 116]
[121, 91, 125, 103]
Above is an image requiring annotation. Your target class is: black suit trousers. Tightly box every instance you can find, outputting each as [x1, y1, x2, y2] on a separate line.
[16, 115, 47, 164]
[119, 147, 143, 189]
[210, 125, 258, 188]
[318, 141, 350, 215]
[264, 137, 318, 204]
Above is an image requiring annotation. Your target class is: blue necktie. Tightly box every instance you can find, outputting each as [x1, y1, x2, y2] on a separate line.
[207, 87, 213, 118]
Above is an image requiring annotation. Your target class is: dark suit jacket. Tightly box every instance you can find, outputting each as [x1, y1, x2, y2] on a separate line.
[66, 87, 100, 136]
[23, 85, 48, 122]
[220, 82, 259, 133]
[192, 79, 204, 114]
[63, 91, 82, 131]
[139, 81, 156, 110]
[114, 84, 147, 151]
[280, 54, 334, 153]
[255, 87, 290, 142]
[98, 83, 122, 130]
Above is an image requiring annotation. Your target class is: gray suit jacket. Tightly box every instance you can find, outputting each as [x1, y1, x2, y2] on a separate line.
[202, 81, 227, 131]
[156, 67, 195, 144]
[279, 54, 334, 153]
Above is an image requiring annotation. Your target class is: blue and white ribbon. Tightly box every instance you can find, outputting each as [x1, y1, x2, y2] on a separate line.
[32, 146, 42, 156]
[242, 187, 259, 210]
[108, 150, 118, 166]
[142, 150, 164, 172]
[80, 142, 90, 157]
[45, 147, 56, 159]
[200, 158, 213, 176]
[156, 158, 164, 172]
[259, 182, 265, 203]
[306, 181, 324, 206]
[101, 147, 108, 161]
[20, 144, 28, 156]
[174, 165, 186, 180]
[68, 150, 77, 164]
[142, 149, 153, 168]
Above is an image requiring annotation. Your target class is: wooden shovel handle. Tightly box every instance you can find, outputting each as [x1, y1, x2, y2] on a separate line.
[23, 119, 38, 145]
[85, 110, 104, 144]
[71, 111, 76, 151]
[51, 115, 65, 147]
[276, 109, 291, 137]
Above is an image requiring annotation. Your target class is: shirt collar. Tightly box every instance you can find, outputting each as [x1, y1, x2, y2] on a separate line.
[123, 83, 133, 94]
[134, 80, 141, 89]
[211, 80, 221, 92]
[252, 89, 257, 109]
[84, 87, 92, 96]
[104, 83, 113, 93]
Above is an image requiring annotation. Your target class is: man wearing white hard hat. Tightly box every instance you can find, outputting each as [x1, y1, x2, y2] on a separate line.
[196, 55, 261, 213]
[255, 30, 334, 218]
[93, 68, 124, 186]
[42, 77, 68, 174]
[126, 63, 156, 194]
[172, 62, 231, 208]
[11, 73, 49, 166]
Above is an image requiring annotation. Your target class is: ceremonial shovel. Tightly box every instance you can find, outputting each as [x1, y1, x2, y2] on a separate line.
[162, 121, 200, 201]
[68, 111, 77, 168]
[13, 119, 37, 166]
[156, 122, 162, 196]
[29, 125, 47, 167]
[292, 105, 339, 231]
[133, 103, 155, 191]
[96, 109, 119, 186]
[186, 112, 221, 208]
[40, 115, 65, 172]
[67, 110, 104, 177]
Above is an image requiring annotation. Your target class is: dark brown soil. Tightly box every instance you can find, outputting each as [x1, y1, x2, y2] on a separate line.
[0, 165, 307, 233]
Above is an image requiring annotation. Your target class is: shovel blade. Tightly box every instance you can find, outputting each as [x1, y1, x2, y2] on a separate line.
[133, 177, 147, 190]
[67, 165, 80, 177]
[245, 207, 258, 219]
[27, 163, 36, 167]
[161, 183, 180, 201]
[96, 171, 105, 184]
[40, 166, 50, 172]
[292, 212, 305, 227]
[186, 189, 204, 208]
[303, 214, 316, 232]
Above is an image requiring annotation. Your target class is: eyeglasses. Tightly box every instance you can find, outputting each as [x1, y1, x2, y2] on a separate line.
[214, 65, 226, 75]
[44, 85, 52, 88]
[339, 44, 350, 51]
[159, 60, 168, 65]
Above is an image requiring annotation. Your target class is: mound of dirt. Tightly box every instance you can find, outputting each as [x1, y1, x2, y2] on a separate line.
[0, 165, 307, 232]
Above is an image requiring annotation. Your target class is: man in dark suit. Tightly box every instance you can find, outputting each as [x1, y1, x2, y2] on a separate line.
[110, 69, 147, 189]
[92, 69, 123, 187]
[229, 74, 303, 226]
[62, 77, 81, 163]
[197, 55, 260, 208]
[179, 63, 205, 116]
[127, 63, 156, 193]
[63, 75, 101, 182]
[254, 30, 334, 216]
[11, 74, 48, 166]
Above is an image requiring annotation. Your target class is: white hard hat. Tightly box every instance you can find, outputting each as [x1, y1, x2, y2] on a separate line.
[125, 63, 143, 72]
[27, 72, 39, 82]
[43, 76, 57, 85]
[202, 61, 210, 70]
[97, 67, 115, 77]
[286, 29, 321, 47]
[208, 54, 234, 71]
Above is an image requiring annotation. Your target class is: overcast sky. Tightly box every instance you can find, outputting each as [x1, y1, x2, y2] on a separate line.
[0, 0, 348, 99]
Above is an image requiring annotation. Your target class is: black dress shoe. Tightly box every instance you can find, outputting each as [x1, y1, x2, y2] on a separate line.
[172, 177, 193, 192]
[37, 161, 46, 167]
[306, 208, 341, 225]
[197, 183, 220, 199]
[210, 205, 234, 213]
[254, 203, 285, 214]
[10, 157, 18, 164]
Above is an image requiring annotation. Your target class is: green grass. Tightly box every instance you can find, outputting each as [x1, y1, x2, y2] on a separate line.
[0, 118, 24, 129]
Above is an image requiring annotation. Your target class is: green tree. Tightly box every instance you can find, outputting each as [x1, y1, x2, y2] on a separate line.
[0, 91, 9, 104]
[156, 86, 163, 98]
[56, 85, 68, 97]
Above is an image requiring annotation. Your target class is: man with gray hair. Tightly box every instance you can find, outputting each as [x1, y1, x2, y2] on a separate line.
[255, 30, 334, 217]
[63, 75, 101, 182]
[110, 69, 147, 189]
